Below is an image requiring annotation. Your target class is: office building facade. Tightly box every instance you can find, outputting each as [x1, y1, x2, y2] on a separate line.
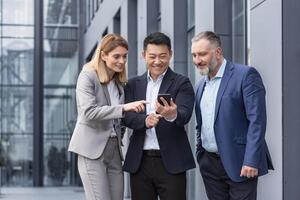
[0, 0, 300, 199]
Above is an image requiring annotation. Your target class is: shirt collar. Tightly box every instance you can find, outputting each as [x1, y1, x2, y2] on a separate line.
[147, 68, 168, 82]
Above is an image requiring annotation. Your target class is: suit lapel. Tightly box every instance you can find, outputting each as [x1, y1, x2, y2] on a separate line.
[158, 68, 175, 94]
[195, 79, 206, 127]
[136, 72, 148, 100]
[196, 79, 206, 108]
[136, 73, 148, 114]
[214, 61, 234, 121]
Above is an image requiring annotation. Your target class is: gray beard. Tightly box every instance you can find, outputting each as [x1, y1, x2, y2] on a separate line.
[199, 67, 209, 76]
[200, 56, 218, 76]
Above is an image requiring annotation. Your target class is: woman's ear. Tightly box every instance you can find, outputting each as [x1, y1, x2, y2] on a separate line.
[100, 51, 107, 61]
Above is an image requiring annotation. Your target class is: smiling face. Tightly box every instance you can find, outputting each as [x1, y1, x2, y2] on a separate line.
[191, 38, 223, 78]
[143, 44, 172, 80]
[101, 45, 128, 74]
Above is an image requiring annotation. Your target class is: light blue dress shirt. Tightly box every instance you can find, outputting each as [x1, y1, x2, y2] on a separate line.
[200, 59, 226, 153]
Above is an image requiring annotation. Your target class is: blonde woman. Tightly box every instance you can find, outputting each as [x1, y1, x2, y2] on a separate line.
[68, 34, 146, 200]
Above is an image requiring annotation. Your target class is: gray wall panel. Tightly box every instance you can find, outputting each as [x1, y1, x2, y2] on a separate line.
[282, 0, 300, 199]
[173, 0, 187, 75]
[124, 0, 138, 78]
[250, 1, 282, 199]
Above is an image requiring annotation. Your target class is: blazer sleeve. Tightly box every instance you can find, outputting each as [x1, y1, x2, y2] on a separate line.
[173, 76, 195, 127]
[76, 71, 124, 121]
[122, 80, 148, 131]
[242, 67, 267, 168]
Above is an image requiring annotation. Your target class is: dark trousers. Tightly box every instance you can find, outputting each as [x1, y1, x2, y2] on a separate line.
[130, 150, 186, 200]
[198, 151, 258, 200]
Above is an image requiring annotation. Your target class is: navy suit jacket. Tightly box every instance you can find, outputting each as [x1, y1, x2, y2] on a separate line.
[123, 68, 196, 174]
[195, 61, 274, 182]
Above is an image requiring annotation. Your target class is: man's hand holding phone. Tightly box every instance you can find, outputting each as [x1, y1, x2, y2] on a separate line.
[156, 94, 177, 121]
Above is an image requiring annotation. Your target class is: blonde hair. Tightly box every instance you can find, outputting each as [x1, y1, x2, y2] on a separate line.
[86, 34, 128, 84]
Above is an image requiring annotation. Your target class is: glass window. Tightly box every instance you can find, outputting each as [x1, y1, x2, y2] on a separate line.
[43, 87, 76, 186]
[214, 0, 247, 64]
[232, 0, 247, 64]
[2, 26, 34, 38]
[2, 0, 34, 25]
[44, 0, 78, 25]
[0, 86, 33, 186]
[0, 39, 34, 85]
[43, 0, 79, 186]
[0, 0, 34, 186]
[0, 0, 79, 187]
[42, 0, 79, 186]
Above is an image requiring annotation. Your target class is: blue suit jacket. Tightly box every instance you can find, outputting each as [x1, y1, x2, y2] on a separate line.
[123, 68, 196, 174]
[195, 61, 274, 182]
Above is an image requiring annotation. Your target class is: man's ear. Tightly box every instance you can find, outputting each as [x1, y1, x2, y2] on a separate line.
[215, 47, 222, 59]
[142, 51, 146, 59]
[169, 50, 173, 58]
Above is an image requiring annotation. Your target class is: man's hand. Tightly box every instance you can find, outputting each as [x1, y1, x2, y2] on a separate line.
[145, 113, 162, 128]
[155, 98, 177, 120]
[240, 165, 258, 178]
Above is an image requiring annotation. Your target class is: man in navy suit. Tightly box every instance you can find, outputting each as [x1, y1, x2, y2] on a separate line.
[192, 31, 273, 200]
[123, 32, 195, 200]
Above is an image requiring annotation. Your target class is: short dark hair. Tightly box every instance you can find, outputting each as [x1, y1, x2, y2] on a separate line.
[192, 31, 221, 48]
[143, 32, 171, 51]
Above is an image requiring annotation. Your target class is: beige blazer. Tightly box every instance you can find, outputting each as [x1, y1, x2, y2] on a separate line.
[68, 68, 125, 160]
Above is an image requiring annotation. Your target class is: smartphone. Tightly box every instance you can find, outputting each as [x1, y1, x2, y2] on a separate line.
[157, 93, 171, 105]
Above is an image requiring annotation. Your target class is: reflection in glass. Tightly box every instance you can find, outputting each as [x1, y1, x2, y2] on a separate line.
[43, 0, 79, 186]
[0, 87, 33, 186]
[43, 87, 76, 186]
[2, 0, 34, 25]
[0, 39, 34, 85]
[0, 0, 34, 186]
[44, 0, 78, 25]
[0, 0, 79, 187]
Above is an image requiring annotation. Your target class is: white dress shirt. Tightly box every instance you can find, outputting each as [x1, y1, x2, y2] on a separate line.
[143, 70, 167, 150]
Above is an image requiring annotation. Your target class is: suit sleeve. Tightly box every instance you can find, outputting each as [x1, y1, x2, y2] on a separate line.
[76, 71, 124, 121]
[242, 67, 267, 168]
[122, 80, 148, 131]
[173, 76, 195, 127]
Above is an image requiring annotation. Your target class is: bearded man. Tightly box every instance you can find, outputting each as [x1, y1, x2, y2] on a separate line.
[192, 31, 273, 200]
